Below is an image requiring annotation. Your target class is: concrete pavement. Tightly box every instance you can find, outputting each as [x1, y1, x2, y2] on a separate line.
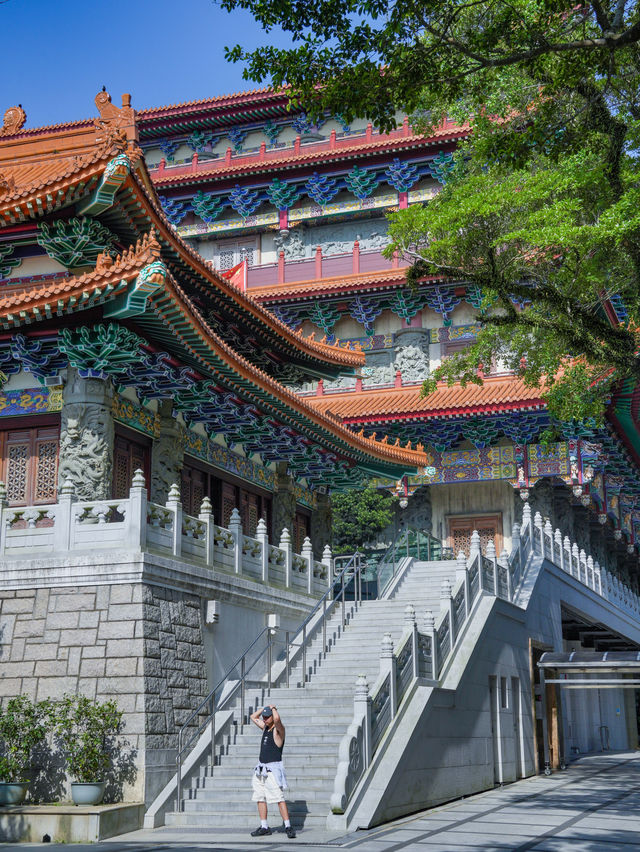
[7, 751, 640, 851]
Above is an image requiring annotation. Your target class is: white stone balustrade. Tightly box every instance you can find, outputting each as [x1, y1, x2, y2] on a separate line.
[331, 500, 640, 815]
[0, 471, 331, 597]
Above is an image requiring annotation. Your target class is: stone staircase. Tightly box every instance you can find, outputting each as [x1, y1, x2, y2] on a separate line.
[165, 559, 458, 831]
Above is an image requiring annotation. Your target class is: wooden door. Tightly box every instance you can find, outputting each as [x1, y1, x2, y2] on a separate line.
[448, 514, 502, 556]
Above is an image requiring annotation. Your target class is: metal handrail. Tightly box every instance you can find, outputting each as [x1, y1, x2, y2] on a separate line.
[174, 551, 362, 809]
[176, 624, 276, 809]
[377, 526, 453, 596]
[280, 551, 363, 689]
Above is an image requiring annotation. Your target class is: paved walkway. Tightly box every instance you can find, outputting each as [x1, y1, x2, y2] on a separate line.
[11, 752, 640, 851]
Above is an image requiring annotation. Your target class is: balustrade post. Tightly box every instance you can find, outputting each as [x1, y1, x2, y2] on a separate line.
[0, 482, 6, 556]
[302, 536, 314, 593]
[511, 522, 521, 573]
[54, 479, 75, 552]
[456, 551, 470, 616]
[563, 536, 572, 575]
[522, 502, 532, 539]
[256, 518, 269, 583]
[229, 508, 243, 575]
[439, 580, 455, 643]
[424, 610, 437, 680]
[579, 549, 587, 584]
[280, 528, 292, 587]
[322, 544, 333, 589]
[543, 519, 553, 560]
[128, 469, 147, 551]
[470, 530, 482, 593]
[555, 529, 563, 570]
[571, 543, 580, 578]
[500, 548, 512, 600]
[594, 561, 602, 595]
[354, 674, 372, 768]
[379, 632, 397, 717]
[534, 512, 543, 554]
[587, 556, 595, 589]
[166, 483, 182, 557]
[198, 496, 214, 566]
[486, 541, 498, 596]
[404, 604, 419, 678]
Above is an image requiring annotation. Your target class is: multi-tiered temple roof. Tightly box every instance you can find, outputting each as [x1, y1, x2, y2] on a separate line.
[0, 93, 426, 489]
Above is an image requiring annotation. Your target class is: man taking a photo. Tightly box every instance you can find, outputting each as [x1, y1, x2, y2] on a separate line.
[249, 704, 296, 838]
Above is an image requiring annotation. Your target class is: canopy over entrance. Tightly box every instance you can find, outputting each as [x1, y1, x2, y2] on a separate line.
[537, 650, 640, 775]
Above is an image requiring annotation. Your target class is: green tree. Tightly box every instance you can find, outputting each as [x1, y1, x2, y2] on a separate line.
[221, 0, 640, 422]
[332, 486, 395, 553]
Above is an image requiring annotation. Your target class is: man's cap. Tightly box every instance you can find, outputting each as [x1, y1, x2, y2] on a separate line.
[261, 707, 273, 719]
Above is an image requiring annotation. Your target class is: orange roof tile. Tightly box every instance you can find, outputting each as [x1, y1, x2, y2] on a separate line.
[138, 86, 279, 116]
[306, 377, 546, 421]
[250, 267, 446, 302]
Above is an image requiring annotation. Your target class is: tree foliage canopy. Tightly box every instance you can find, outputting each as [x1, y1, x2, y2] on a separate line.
[221, 0, 640, 422]
[331, 486, 395, 553]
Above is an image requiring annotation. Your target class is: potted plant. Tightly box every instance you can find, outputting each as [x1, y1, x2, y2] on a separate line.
[54, 695, 123, 805]
[0, 695, 49, 805]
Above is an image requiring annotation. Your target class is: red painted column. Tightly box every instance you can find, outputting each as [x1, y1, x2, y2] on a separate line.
[315, 246, 322, 278]
[316, 380, 324, 396]
[259, 142, 266, 160]
[395, 370, 402, 388]
[191, 153, 198, 171]
[352, 240, 360, 274]
[355, 377, 363, 392]
[329, 130, 336, 149]
[278, 250, 285, 284]
[294, 136, 301, 154]
[399, 192, 409, 209]
[279, 210, 289, 231]
[392, 249, 399, 268]
[366, 123, 373, 141]
[225, 147, 232, 165]
[403, 116, 410, 137]
[157, 158, 166, 175]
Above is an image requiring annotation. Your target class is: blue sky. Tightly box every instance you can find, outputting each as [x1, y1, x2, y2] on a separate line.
[1, 0, 290, 128]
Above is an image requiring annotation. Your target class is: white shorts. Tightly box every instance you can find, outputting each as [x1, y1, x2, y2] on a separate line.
[251, 771, 285, 804]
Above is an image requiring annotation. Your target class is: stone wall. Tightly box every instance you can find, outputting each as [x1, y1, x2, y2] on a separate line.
[0, 581, 208, 806]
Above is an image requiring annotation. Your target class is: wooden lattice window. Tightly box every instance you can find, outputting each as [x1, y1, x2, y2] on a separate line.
[181, 465, 206, 516]
[448, 514, 502, 557]
[0, 425, 59, 506]
[294, 511, 310, 555]
[241, 491, 260, 538]
[112, 431, 150, 499]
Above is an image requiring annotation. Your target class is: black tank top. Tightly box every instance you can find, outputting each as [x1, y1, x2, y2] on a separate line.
[259, 724, 284, 762]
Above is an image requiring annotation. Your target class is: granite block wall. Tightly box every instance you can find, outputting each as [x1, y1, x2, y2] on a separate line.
[0, 582, 208, 805]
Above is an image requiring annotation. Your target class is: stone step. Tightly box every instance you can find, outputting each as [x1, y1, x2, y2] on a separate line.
[165, 811, 328, 829]
[181, 796, 329, 812]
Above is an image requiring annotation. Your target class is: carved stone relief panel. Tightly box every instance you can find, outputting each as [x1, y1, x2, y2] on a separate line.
[58, 369, 114, 499]
[151, 401, 184, 504]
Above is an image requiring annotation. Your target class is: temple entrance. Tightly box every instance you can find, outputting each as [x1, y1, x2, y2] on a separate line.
[448, 513, 502, 556]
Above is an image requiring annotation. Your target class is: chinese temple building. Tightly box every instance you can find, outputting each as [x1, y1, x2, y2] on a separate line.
[2, 86, 640, 840]
[0, 91, 424, 812]
[142, 89, 640, 588]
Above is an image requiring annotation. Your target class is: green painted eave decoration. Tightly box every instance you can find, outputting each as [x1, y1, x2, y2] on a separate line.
[77, 153, 131, 216]
[104, 260, 167, 319]
[59, 324, 143, 377]
[37, 216, 117, 268]
[0, 244, 22, 280]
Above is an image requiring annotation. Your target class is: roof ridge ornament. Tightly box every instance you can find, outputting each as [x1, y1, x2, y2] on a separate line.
[0, 105, 26, 137]
[93, 89, 140, 158]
